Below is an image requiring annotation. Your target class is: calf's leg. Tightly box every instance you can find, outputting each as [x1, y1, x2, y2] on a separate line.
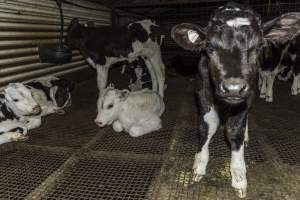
[0, 121, 28, 144]
[193, 106, 219, 181]
[96, 65, 109, 96]
[112, 120, 123, 132]
[259, 73, 267, 98]
[128, 116, 161, 137]
[144, 59, 158, 93]
[25, 116, 42, 130]
[193, 57, 219, 182]
[226, 112, 248, 198]
[265, 73, 276, 102]
[148, 50, 166, 98]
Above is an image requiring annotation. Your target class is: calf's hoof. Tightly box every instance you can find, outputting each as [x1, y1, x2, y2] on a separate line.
[234, 188, 247, 199]
[129, 127, 144, 137]
[192, 152, 206, 182]
[265, 96, 273, 102]
[11, 133, 29, 142]
[244, 140, 248, 147]
[112, 122, 123, 132]
[232, 168, 247, 199]
[259, 93, 266, 98]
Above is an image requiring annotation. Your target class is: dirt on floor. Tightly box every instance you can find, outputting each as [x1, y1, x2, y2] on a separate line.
[0, 72, 299, 200]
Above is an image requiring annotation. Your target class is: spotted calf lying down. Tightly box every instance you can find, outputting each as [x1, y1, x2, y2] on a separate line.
[25, 76, 74, 116]
[0, 83, 41, 145]
[95, 85, 165, 137]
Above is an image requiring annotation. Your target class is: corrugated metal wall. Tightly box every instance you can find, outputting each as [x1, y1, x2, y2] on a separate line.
[0, 0, 111, 87]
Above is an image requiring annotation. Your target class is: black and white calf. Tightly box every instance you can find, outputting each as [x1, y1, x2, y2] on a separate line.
[0, 83, 41, 144]
[66, 19, 166, 98]
[171, 2, 300, 198]
[287, 36, 300, 95]
[258, 38, 299, 102]
[25, 76, 74, 116]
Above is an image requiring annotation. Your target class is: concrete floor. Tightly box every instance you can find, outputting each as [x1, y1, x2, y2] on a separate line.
[0, 72, 299, 200]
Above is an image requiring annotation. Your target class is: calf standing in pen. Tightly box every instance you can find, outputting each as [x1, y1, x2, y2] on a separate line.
[95, 85, 164, 137]
[66, 19, 166, 98]
[258, 36, 300, 102]
[171, 2, 300, 198]
[0, 83, 41, 144]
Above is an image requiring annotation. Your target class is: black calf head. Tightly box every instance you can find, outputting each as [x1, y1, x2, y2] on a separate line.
[172, 2, 300, 104]
[51, 79, 75, 107]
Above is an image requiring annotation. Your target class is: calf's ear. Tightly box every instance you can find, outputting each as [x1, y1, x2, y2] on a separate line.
[171, 23, 206, 51]
[263, 12, 300, 43]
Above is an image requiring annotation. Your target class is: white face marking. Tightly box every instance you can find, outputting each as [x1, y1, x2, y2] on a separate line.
[193, 106, 219, 181]
[226, 18, 251, 27]
[131, 19, 158, 35]
[224, 7, 241, 11]
[187, 30, 199, 43]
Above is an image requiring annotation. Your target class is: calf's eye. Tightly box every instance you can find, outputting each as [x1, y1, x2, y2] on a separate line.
[107, 104, 114, 109]
[13, 99, 19, 102]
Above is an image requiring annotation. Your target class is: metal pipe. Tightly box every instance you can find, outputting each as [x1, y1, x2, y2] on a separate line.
[0, 55, 83, 75]
[0, 60, 87, 85]
[0, 39, 59, 48]
[0, 47, 37, 57]
[0, 32, 61, 38]
[0, 51, 81, 67]
[0, 3, 110, 23]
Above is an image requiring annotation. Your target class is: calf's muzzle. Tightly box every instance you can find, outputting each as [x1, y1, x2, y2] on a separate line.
[219, 78, 250, 103]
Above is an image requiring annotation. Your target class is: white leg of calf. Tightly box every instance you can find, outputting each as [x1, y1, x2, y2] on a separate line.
[144, 59, 157, 92]
[128, 116, 161, 137]
[193, 107, 219, 182]
[149, 52, 166, 98]
[295, 74, 300, 95]
[0, 132, 28, 144]
[0, 121, 28, 144]
[259, 75, 267, 98]
[25, 117, 42, 130]
[112, 120, 123, 132]
[231, 144, 247, 198]
[96, 65, 109, 95]
[266, 74, 276, 102]
[291, 74, 298, 95]
[298, 75, 300, 94]
[40, 105, 65, 116]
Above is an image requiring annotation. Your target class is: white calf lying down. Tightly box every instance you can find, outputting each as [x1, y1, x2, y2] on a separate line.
[0, 83, 41, 145]
[25, 76, 74, 116]
[95, 85, 165, 137]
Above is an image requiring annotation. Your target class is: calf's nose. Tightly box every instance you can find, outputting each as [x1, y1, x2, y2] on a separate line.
[32, 105, 41, 114]
[94, 120, 103, 127]
[221, 79, 249, 96]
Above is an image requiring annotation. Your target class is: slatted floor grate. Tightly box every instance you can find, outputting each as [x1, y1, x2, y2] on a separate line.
[0, 76, 299, 200]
